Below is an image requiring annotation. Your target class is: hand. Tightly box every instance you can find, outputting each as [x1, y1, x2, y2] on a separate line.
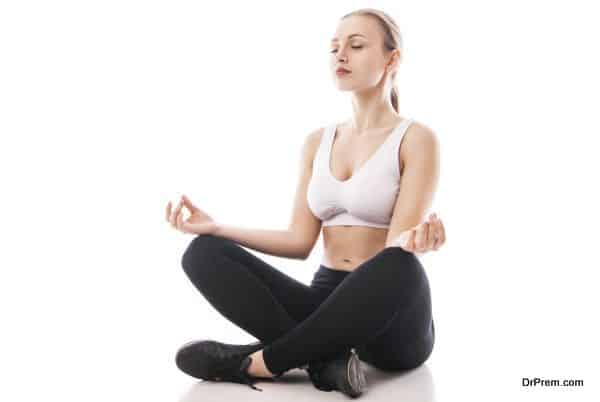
[165, 194, 218, 235]
[394, 213, 446, 254]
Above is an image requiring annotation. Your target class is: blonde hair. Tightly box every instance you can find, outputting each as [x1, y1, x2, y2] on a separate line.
[340, 8, 404, 112]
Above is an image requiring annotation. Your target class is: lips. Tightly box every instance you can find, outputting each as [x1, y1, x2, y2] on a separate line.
[336, 67, 351, 73]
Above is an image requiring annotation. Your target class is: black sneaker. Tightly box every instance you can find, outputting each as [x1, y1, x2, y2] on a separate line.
[175, 339, 281, 391]
[306, 348, 367, 398]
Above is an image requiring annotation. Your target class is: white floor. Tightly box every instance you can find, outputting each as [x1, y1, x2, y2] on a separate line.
[177, 362, 435, 402]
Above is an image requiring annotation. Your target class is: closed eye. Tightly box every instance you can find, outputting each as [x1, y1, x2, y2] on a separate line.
[330, 46, 363, 53]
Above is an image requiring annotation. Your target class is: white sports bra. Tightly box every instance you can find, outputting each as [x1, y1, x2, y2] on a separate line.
[307, 118, 413, 228]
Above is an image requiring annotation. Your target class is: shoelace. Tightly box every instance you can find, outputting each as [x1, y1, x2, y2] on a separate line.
[213, 355, 264, 391]
[237, 357, 263, 391]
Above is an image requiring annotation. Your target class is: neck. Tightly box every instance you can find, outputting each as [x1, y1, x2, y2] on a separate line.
[348, 81, 399, 132]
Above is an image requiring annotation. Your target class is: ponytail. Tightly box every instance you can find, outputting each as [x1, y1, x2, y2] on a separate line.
[390, 85, 399, 113]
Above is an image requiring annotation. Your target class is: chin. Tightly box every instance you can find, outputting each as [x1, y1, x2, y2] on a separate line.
[333, 81, 357, 91]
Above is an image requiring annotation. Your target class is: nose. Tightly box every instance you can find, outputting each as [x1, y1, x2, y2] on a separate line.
[335, 44, 348, 63]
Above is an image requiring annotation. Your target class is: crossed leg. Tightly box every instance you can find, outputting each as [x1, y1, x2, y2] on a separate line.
[180, 234, 434, 376]
[260, 246, 434, 375]
[181, 234, 327, 344]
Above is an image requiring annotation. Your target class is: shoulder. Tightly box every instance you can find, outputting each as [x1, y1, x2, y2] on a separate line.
[400, 120, 440, 163]
[304, 126, 327, 148]
[298, 126, 328, 167]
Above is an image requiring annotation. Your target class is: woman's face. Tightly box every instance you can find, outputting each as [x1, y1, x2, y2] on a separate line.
[330, 15, 395, 92]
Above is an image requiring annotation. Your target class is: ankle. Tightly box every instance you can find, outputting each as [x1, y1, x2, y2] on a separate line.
[246, 350, 275, 378]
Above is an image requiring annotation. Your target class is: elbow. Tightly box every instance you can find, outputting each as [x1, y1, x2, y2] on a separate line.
[298, 240, 316, 260]
[287, 250, 309, 260]
[293, 242, 313, 260]
[293, 247, 311, 260]
[288, 231, 315, 260]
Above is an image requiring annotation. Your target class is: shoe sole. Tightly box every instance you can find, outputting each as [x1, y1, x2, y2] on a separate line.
[343, 350, 367, 397]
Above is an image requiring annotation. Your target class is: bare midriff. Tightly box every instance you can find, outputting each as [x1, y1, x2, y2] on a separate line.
[321, 225, 388, 272]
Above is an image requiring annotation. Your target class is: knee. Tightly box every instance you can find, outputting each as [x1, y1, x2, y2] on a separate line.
[180, 234, 232, 275]
[371, 351, 431, 372]
[381, 246, 421, 267]
[375, 247, 426, 284]
[360, 338, 434, 372]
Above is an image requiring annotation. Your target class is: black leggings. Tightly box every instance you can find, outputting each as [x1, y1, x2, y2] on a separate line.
[180, 234, 435, 376]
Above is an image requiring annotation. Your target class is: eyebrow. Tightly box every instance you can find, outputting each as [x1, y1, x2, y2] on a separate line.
[331, 33, 367, 42]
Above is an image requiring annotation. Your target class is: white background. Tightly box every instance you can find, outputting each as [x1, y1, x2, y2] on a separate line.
[1, 1, 598, 401]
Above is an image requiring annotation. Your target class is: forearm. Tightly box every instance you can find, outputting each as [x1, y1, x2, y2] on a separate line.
[213, 223, 307, 259]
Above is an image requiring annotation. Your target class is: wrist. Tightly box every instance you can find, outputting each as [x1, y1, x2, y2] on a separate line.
[211, 221, 222, 236]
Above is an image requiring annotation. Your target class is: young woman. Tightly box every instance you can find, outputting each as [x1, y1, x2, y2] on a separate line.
[166, 8, 446, 397]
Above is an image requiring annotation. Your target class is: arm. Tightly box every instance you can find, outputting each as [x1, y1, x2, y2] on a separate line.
[385, 122, 440, 248]
[213, 128, 323, 260]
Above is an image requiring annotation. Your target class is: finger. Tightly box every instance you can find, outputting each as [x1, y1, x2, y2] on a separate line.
[422, 222, 432, 252]
[170, 200, 183, 227]
[437, 217, 446, 246]
[166, 201, 172, 222]
[426, 220, 437, 250]
[408, 230, 417, 251]
[432, 230, 441, 250]
[429, 217, 440, 250]
[169, 201, 176, 226]
[181, 194, 199, 213]
[403, 229, 415, 251]
[174, 200, 185, 227]
[169, 202, 176, 226]
[176, 208, 184, 231]
[424, 216, 435, 248]
[432, 218, 445, 250]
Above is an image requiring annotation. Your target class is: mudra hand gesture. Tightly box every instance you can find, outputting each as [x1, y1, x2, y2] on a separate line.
[165, 194, 218, 235]
[392, 213, 446, 254]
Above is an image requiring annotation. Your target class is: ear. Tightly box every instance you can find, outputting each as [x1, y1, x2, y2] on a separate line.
[387, 49, 402, 73]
